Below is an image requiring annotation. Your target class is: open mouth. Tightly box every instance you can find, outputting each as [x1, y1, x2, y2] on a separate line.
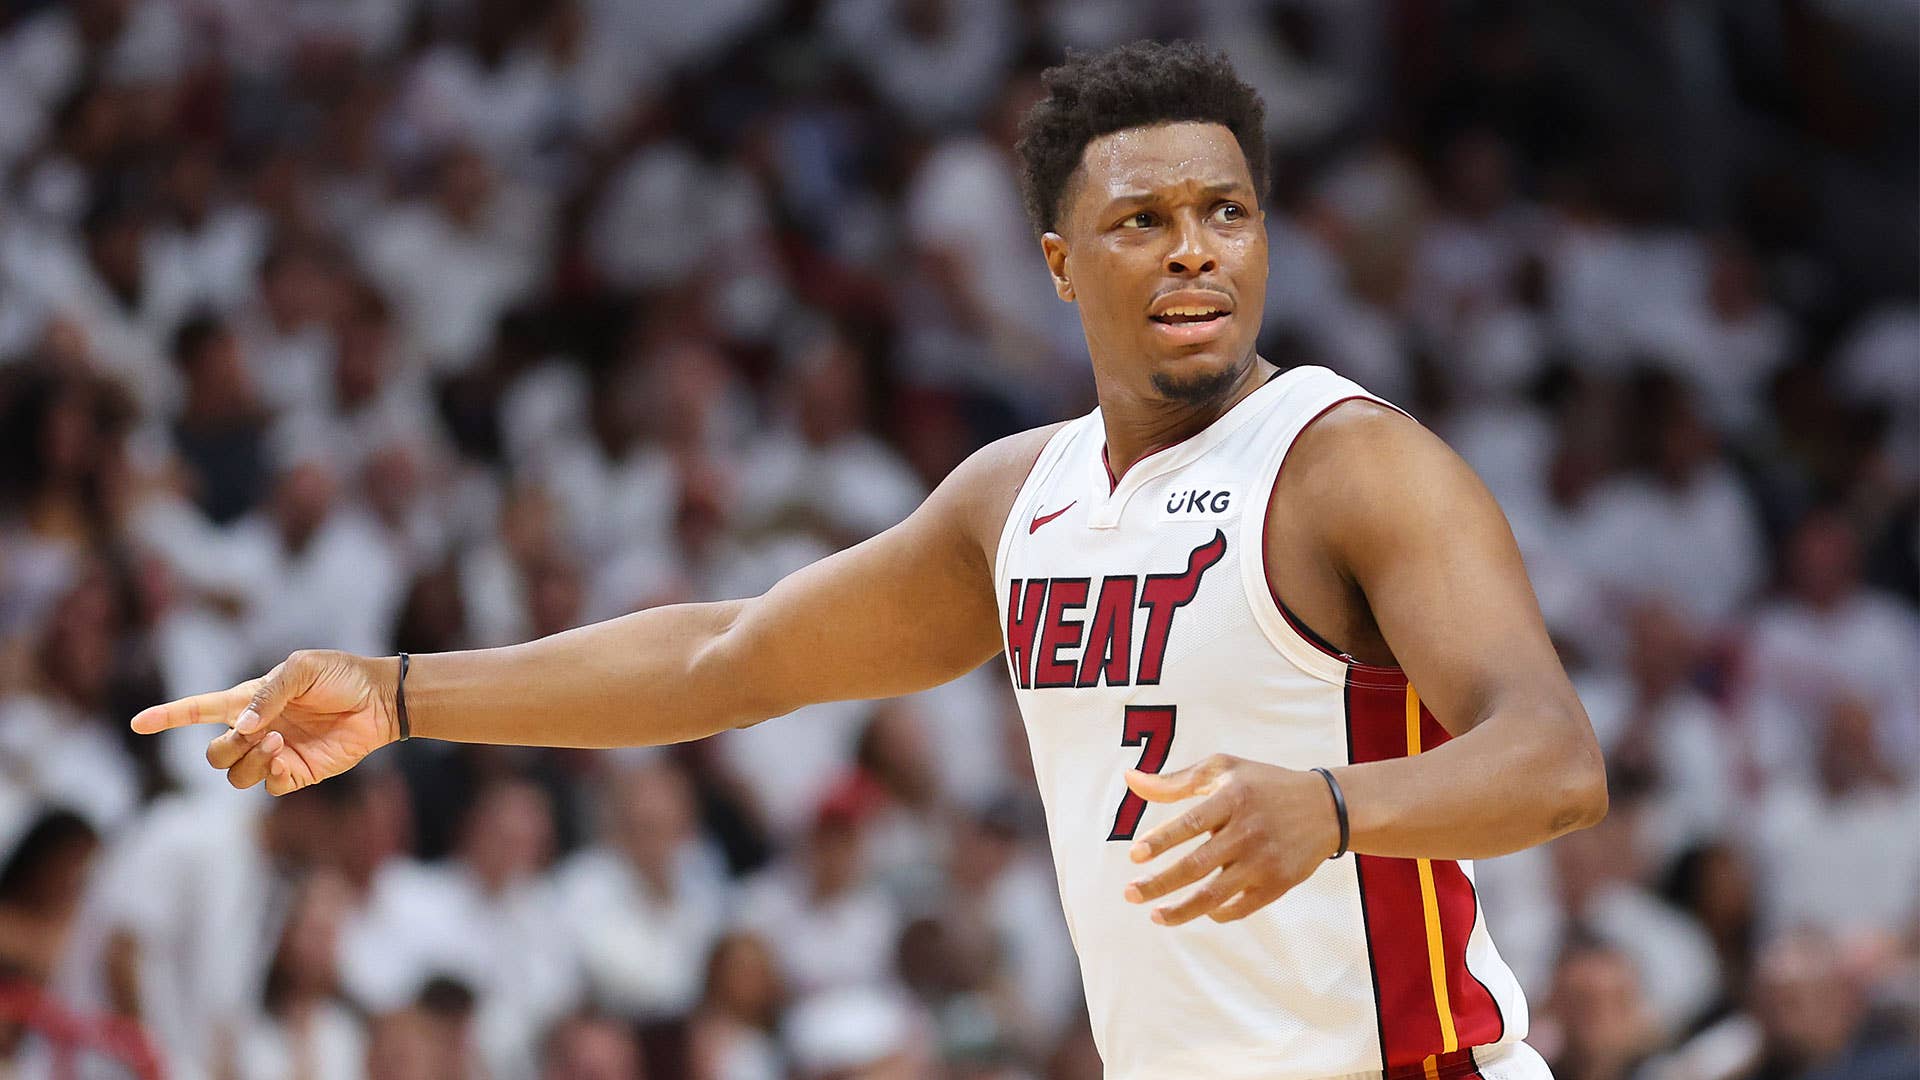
[1149, 306, 1230, 326]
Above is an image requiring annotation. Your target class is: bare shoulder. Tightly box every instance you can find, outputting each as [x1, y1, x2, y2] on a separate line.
[1275, 395, 1516, 578]
[931, 422, 1073, 559]
[1273, 399, 1491, 526]
[1281, 399, 1458, 494]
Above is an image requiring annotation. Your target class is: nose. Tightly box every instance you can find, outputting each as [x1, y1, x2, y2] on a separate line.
[1165, 218, 1217, 277]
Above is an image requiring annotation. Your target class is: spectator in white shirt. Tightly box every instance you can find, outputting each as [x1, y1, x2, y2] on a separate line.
[459, 481, 567, 648]
[585, 137, 772, 295]
[737, 781, 902, 996]
[226, 455, 408, 664]
[356, 440, 455, 582]
[61, 779, 369, 1080]
[1547, 796, 1721, 1033]
[1195, 0, 1376, 150]
[33, 196, 196, 417]
[0, 6, 87, 176]
[783, 984, 932, 1080]
[154, 143, 270, 315]
[902, 81, 1091, 402]
[1576, 602, 1737, 868]
[318, 285, 444, 481]
[339, 776, 582, 1080]
[735, 335, 924, 547]
[686, 932, 788, 1080]
[399, 6, 576, 176]
[355, 145, 550, 375]
[846, 706, 949, 908]
[940, 799, 1081, 1055]
[1643, 238, 1792, 439]
[1578, 370, 1766, 634]
[0, 563, 144, 834]
[556, 757, 730, 1020]
[1658, 840, 1760, 1027]
[232, 244, 340, 419]
[238, 870, 369, 1080]
[1744, 510, 1920, 784]
[825, 0, 1018, 131]
[526, 353, 685, 570]
[1659, 927, 1920, 1080]
[1832, 306, 1920, 486]
[1755, 696, 1920, 945]
[1546, 210, 1710, 378]
[0, 363, 131, 631]
[1409, 130, 1541, 350]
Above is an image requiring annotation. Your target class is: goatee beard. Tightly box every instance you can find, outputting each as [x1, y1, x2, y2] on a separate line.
[1150, 351, 1253, 407]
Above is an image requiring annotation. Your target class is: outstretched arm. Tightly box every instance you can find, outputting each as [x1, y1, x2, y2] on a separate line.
[132, 428, 1055, 794]
[1122, 402, 1606, 925]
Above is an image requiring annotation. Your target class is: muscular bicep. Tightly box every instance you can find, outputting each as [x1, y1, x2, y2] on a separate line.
[1299, 404, 1584, 737]
[708, 428, 1054, 719]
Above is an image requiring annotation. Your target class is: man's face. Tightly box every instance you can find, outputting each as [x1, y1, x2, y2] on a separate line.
[1042, 121, 1267, 406]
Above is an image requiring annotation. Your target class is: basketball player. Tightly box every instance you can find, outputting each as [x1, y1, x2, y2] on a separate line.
[133, 41, 1605, 1080]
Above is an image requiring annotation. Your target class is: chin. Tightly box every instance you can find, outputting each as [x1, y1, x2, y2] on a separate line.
[1148, 347, 1249, 405]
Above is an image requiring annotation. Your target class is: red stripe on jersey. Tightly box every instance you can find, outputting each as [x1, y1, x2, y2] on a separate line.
[1347, 674, 1442, 1066]
[1345, 673, 1504, 1071]
[1431, 859, 1507, 1049]
[1380, 1048, 1485, 1080]
[1411, 694, 1506, 1050]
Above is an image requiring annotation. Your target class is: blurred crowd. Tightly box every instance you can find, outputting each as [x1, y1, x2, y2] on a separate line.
[0, 1, 1915, 1079]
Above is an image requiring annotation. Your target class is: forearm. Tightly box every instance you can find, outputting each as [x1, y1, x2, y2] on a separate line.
[1330, 705, 1607, 861]
[396, 599, 769, 749]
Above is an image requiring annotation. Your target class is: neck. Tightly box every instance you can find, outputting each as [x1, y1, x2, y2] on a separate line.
[1098, 353, 1274, 480]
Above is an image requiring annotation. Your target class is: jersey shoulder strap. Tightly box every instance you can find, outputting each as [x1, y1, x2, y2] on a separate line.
[993, 412, 1097, 583]
[1233, 365, 1410, 684]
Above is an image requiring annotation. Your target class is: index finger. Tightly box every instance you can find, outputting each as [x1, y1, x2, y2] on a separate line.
[130, 679, 260, 735]
[1128, 793, 1232, 865]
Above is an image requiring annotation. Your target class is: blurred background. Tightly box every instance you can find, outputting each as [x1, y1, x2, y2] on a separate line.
[0, 1, 1915, 1078]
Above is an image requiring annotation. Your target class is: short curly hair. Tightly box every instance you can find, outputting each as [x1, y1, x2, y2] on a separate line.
[1016, 40, 1268, 236]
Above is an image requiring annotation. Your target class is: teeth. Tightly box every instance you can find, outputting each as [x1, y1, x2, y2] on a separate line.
[1158, 305, 1224, 317]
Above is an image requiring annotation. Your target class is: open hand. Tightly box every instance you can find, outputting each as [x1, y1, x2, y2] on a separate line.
[1121, 754, 1342, 926]
[129, 650, 400, 796]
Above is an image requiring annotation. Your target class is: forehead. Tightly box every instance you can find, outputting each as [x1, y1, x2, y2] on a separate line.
[1070, 121, 1252, 208]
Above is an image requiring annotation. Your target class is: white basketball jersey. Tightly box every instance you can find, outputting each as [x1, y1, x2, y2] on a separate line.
[993, 366, 1534, 1080]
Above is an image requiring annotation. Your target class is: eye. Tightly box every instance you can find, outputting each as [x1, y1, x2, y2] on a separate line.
[1212, 202, 1247, 223]
[1119, 211, 1158, 229]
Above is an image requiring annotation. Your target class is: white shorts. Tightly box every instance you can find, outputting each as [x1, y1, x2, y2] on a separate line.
[1293, 1042, 1555, 1080]
[1471, 1041, 1555, 1080]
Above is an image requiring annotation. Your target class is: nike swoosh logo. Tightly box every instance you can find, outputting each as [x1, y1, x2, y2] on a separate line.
[1029, 501, 1077, 534]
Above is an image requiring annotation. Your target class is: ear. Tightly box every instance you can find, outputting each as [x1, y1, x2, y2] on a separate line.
[1040, 232, 1074, 302]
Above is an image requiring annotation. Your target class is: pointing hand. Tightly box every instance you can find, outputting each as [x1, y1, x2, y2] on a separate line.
[130, 650, 401, 796]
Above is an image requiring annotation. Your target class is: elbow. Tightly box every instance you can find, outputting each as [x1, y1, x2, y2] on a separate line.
[688, 601, 783, 731]
[1548, 735, 1610, 836]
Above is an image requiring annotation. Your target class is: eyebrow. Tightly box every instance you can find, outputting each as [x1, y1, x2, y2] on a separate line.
[1099, 180, 1250, 211]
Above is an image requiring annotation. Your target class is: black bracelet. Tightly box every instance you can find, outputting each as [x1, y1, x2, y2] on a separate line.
[1311, 767, 1349, 860]
[395, 652, 411, 742]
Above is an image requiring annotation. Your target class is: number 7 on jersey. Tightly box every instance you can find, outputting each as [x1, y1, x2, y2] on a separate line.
[1107, 705, 1176, 840]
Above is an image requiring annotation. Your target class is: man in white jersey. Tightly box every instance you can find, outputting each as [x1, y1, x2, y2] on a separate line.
[132, 40, 1606, 1080]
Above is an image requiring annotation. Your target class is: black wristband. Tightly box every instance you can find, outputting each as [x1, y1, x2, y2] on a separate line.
[1311, 767, 1349, 860]
[395, 652, 411, 742]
